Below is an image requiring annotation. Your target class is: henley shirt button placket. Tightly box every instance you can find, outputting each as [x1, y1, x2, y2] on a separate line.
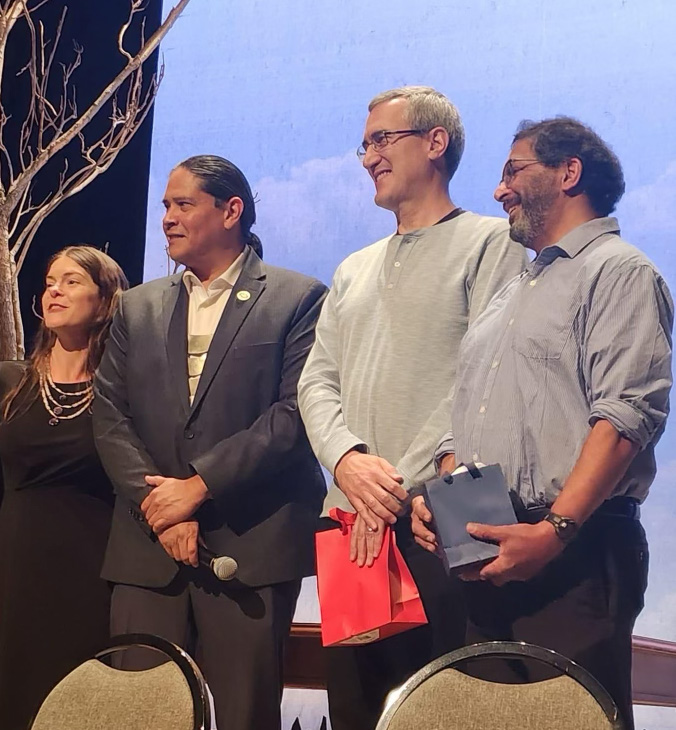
[387, 240, 407, 291]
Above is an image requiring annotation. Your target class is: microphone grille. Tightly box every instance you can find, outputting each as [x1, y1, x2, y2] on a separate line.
[212, 556, 238, 581]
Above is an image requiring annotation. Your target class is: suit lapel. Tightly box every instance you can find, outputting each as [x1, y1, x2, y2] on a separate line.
[162, 277, 191, 418]
[189, 249, 267, 416]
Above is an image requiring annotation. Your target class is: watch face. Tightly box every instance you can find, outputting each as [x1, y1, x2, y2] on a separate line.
[546, 513, 577, 542]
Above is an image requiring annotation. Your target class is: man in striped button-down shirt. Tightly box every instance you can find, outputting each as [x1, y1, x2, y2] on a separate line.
[412, 117, 673, 729]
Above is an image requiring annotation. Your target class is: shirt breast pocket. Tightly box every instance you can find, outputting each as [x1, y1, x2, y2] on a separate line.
[511, 311, 575, 360]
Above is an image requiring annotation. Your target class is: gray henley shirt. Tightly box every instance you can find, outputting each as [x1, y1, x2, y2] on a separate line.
[298, 211, 528, 514]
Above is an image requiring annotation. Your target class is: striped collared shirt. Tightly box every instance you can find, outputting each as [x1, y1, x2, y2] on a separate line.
[436, 217, 674, 507]
[183, 252, 245, 403]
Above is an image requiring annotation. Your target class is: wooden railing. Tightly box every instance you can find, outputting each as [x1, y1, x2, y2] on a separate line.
[285, 623, 326, 689]
[285, 624, 676, 706]
[632, 635, 676, 706]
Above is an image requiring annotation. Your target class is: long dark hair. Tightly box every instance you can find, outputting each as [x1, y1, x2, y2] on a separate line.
[177, 155, 263, 258]
[2, 245, 129, 421]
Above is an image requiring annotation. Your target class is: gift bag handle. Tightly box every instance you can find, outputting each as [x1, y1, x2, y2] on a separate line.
[443, 461, 483, 484]
[328, 507, 358, 535]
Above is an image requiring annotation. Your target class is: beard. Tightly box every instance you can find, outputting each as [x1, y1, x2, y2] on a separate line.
[509, 178, 558, 248]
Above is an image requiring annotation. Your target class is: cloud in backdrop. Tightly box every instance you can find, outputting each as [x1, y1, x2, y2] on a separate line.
[254, 150, 392, 282]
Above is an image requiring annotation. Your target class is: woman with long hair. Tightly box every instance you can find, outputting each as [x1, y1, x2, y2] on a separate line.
[0, 245, 128, 729]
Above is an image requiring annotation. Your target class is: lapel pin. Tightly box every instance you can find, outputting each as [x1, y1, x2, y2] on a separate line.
[236, 290, 251, 302]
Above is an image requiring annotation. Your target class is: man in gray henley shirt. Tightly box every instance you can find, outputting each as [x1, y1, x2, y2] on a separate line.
[298, 85, 527, 730]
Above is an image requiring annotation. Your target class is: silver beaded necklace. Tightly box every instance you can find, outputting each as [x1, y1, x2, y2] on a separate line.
[39, 365, 93, 427]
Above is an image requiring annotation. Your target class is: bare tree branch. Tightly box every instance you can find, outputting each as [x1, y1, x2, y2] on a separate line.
[7, 182, 31, 238]
[119, 0, 145, 63]
[37, 9, 67, 150]
[9, 255, 23, 359]
[28, 0, 53, 10]
[17, 2, 39, 169]
[0, 99, 14, 183]
[15, 5, 77, 172]
[6, 0, 191, 211]
[12, 60, 164, 273]
[0, 1, 29, 104]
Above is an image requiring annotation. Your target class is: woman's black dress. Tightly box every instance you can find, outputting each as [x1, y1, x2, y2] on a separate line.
[0, 361, 114, 730]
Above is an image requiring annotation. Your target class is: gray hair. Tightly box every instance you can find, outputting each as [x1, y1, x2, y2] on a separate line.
[368, 86, 465, 180]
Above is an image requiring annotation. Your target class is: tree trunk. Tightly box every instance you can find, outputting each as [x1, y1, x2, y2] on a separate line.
[10, 256, 24, 359]
[0, 220, 19, 361]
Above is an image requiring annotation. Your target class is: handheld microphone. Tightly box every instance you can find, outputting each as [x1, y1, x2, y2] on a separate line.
[198, 546, 239, 581]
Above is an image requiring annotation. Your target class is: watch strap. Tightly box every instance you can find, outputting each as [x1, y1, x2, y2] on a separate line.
[544, 511, 578, 544]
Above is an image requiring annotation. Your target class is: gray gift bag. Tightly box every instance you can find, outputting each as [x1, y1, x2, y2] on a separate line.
[422, 462, 517, 572]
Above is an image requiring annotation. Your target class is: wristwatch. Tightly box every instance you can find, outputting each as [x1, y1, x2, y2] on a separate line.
[543, 511, 578, 544]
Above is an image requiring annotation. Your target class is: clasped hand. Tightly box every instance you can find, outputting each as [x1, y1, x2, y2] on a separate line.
[334, 451, 407, 529]
[141, 473, 210, 533]
[335, 451, 407, 569]
[157, 520, 199, 567]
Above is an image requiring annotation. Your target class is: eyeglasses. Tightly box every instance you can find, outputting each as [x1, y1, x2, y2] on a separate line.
[500, 159, 544, 185]
[356, 129, 427, 159]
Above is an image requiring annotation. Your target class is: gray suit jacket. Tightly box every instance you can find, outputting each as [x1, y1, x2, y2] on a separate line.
[93, 248, 328, 588]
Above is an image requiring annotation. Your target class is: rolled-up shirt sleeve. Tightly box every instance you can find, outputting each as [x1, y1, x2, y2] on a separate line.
[587, 262, 674, 449]
[434, 428, 455, 470]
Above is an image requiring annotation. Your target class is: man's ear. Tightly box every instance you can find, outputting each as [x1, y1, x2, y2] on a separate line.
[427, 126, 450, 163]
[561, 157, 583, 192]
[221, 196, 245, 231]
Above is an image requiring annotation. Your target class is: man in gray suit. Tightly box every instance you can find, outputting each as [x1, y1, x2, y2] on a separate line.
[93, 155, 327, 730]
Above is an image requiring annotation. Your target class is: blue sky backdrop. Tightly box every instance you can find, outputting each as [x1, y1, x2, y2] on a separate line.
[146, 1, 676, 724]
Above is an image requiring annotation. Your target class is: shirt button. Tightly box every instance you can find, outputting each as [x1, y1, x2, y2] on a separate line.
[508, 318, 514, 326]
[491, 360, 499, 369]
[529, 280, 537, 287]
[394, 261, 401, 268]
[387, 283, 394, 289]
[479, 406, 486, 414]
[184, 429, 195, 440]
[472, 453, 479, 461]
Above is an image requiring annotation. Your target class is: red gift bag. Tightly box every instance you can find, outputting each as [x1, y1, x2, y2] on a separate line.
[316, 508, 428, 647]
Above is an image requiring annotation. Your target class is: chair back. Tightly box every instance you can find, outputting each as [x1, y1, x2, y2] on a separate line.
[30, 633, 210, 730]
[376, 641, 623, 730]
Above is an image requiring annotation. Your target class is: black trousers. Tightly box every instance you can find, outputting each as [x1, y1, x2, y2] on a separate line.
[325, 517, 468, 730]
[462, 511, 648, 730]
[110, 567, 300, 730]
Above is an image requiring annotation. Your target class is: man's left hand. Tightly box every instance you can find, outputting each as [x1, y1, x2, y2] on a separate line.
[141, 474, 210, 533]
[460, 520, 564, 586]
[349, 513, 386, 567]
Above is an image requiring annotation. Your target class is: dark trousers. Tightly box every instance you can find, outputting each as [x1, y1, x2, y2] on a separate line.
[110, 567, 301, 730]
[462, 511, 648, 730]
[326, 518, 468, 730]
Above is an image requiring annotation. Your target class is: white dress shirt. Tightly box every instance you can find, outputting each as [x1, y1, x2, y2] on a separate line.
[182, 252, 245, 402]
